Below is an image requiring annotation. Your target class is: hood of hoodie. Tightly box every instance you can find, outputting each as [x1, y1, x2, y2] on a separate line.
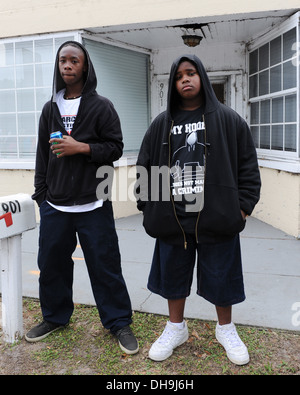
[167, 54, 219, 119]
[52, 41, 97, 102]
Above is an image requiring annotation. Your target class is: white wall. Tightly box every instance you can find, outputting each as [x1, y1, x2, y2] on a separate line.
[253, 168, 300, 238]
[1, 0, 299, 38]
[152, 42, 246, 75]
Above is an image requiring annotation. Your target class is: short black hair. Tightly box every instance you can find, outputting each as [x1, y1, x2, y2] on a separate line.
[59, 42, 86, 59]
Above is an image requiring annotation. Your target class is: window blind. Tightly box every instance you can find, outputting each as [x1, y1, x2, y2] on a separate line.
[83, 39, 150, 152]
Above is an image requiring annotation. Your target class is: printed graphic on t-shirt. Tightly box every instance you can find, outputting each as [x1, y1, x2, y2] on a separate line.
[56, 89, 81, 135]
[170, 111, 205, 215]
[61, 115, 76, 135]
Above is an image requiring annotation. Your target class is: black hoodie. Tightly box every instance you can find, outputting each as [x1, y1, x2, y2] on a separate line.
[32, 41, 123, 207]
[136, 54, 261, 246]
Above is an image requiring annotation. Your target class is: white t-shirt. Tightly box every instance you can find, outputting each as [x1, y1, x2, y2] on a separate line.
[48, 89, 103, 213]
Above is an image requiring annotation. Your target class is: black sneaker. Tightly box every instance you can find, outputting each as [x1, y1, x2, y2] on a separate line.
[115, 326, 139, 355]
[25, 321, 65, 343]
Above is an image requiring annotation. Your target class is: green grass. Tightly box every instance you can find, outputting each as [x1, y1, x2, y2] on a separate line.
[0, 298, 299, 375]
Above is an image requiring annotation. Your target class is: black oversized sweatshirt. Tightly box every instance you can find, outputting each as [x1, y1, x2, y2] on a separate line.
[136, 54, 261, 246]
[32, 41, 123, 207]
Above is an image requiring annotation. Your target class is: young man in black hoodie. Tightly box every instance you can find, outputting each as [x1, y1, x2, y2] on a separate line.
[136, 55, 261, 365]
[25, 41, 138, 355]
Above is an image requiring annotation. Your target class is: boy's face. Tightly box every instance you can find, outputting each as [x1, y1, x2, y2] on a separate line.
[58, 45, 87, 87]
[175, 60, 201, 101]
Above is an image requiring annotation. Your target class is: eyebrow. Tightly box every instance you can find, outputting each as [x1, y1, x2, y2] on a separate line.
[176, 67, 197, 74]
[59, 55, 80, 59]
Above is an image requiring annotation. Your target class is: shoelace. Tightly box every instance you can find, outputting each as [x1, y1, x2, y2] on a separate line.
[157, 326, 177, 346]
[116, 326, 132, 338]
[223, 327, 243, 348]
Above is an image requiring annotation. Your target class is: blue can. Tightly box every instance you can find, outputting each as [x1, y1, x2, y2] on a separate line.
[50, 131, 63, 140]
[50, 131, 63, 156]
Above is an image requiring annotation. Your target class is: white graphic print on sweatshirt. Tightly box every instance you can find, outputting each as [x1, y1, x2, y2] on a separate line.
[170, 114, 205, 215]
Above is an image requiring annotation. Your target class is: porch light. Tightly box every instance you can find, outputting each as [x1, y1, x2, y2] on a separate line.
[182, 35, 203, 47]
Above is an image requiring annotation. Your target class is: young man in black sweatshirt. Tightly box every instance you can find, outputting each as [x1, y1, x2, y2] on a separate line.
[136, 55, 261, 365]
[26, 41, 138, 355]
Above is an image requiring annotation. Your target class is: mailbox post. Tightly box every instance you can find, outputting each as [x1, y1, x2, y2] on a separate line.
[0, 194, 36, 343]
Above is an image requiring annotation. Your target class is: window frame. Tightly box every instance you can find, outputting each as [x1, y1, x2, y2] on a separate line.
[247, 12, 300, 170]
[0, 31, 80, 170]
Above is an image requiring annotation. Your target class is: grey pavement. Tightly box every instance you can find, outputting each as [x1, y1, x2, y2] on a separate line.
[4, 214, 300, 331]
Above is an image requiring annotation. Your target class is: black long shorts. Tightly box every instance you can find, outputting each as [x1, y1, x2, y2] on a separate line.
[148, 234, 245, 307]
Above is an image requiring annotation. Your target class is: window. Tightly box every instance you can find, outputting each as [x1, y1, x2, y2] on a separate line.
[0, 34, 76, 166]
[249, 25, 299, 157]
[0, 33, 150, 167]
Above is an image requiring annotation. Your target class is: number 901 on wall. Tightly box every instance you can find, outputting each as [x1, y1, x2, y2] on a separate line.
[0, 194, 36, 239]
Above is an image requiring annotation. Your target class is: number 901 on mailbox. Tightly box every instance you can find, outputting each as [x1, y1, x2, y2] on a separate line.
[0, 194, 36, 239]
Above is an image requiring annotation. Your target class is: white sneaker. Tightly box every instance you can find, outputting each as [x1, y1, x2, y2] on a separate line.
[215, 322, 250, 365]
[149, 321, 189, 361]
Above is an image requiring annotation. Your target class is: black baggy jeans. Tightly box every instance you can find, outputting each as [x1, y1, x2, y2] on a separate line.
[37, 200, 132, 333]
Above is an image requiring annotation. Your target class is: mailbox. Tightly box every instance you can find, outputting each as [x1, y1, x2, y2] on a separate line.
[0, 193, 36, 240]
[0, 193, 36, 343]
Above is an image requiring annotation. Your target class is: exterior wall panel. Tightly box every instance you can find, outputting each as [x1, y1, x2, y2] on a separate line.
[1, 0, 300, 38]
[253, 167, 300, 238]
